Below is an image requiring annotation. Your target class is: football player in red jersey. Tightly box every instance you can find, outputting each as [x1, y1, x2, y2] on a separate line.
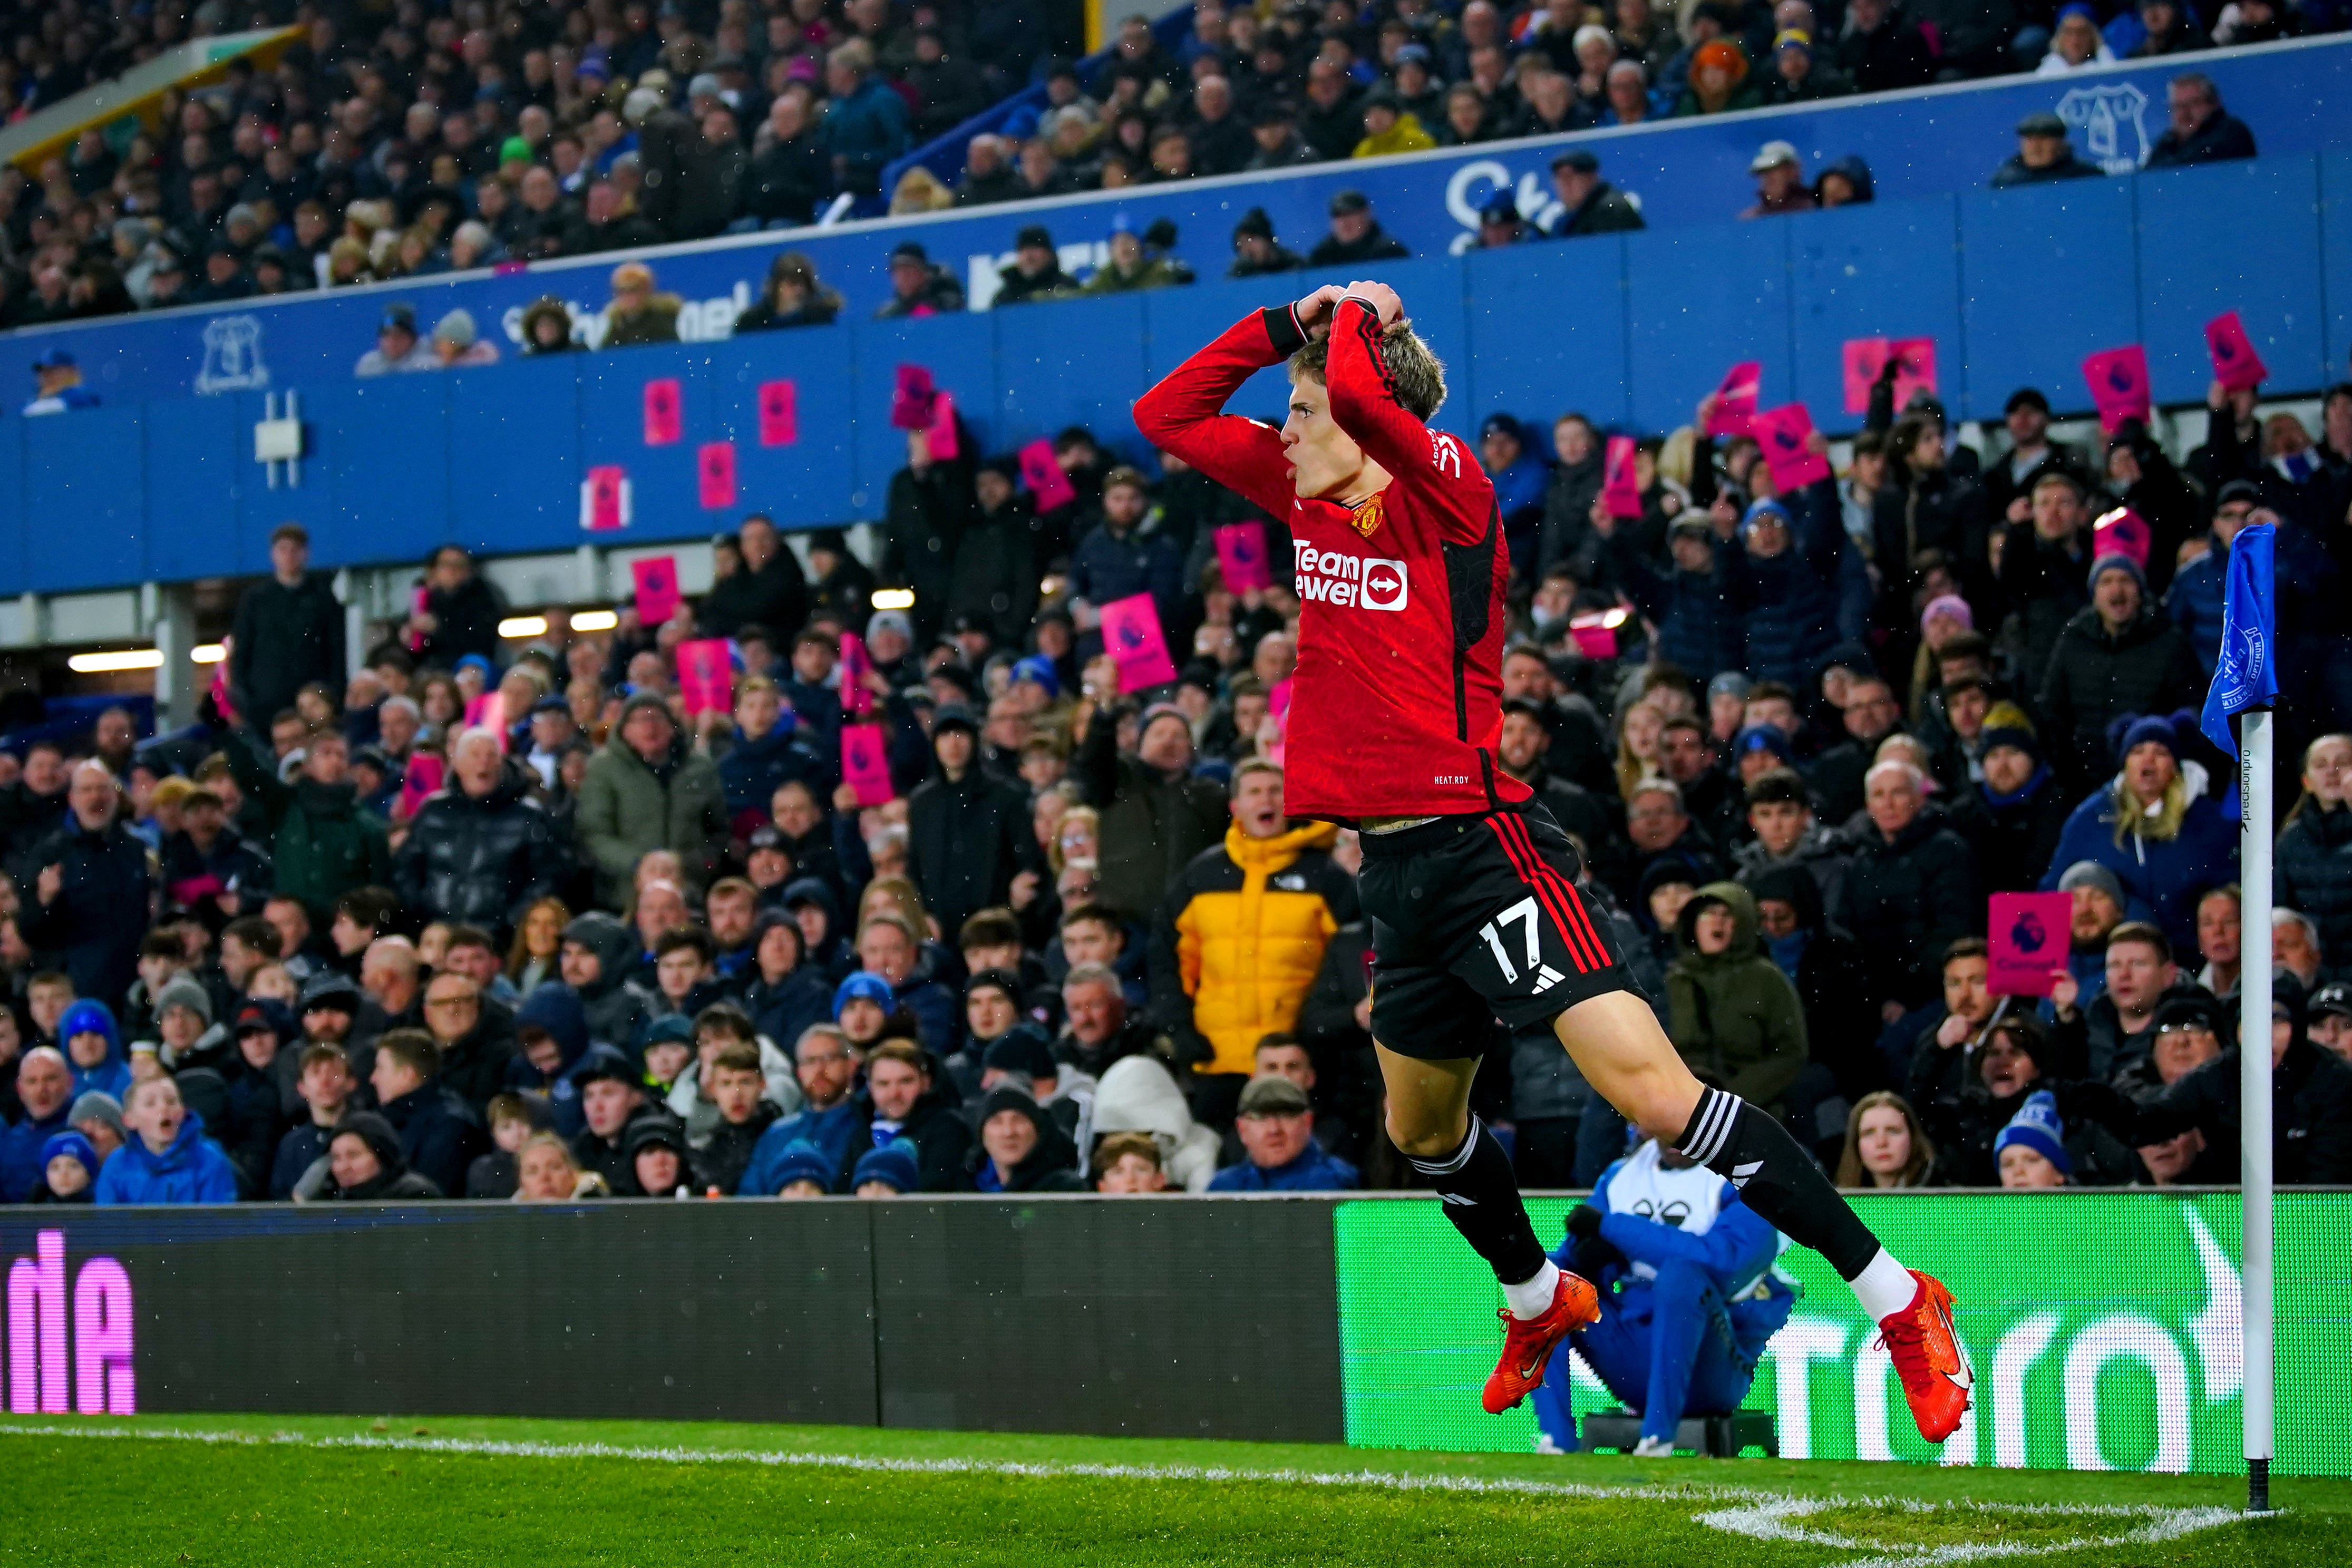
[1135, 280, 1969, 1440]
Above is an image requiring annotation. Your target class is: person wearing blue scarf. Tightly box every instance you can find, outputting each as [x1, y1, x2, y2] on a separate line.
[1948, 705, 2071, 894]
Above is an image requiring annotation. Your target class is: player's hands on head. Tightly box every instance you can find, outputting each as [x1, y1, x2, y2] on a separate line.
[1342, 279, 1403, 325]
[1293, 283, 1347, 338]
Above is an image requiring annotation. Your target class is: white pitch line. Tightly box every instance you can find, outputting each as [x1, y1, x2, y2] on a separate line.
[1697, 1495, 2256, 1568]
[0, 1420, 2267, 1564]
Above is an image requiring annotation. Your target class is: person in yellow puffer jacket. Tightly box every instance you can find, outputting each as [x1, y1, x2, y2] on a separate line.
[1152, 759, 1360, 1126]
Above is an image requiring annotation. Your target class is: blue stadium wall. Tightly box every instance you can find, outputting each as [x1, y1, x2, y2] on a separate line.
[3, 40, 2350, 598]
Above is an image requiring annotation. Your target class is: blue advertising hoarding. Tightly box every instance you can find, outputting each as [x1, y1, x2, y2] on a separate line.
[6, 36, 2346, 411]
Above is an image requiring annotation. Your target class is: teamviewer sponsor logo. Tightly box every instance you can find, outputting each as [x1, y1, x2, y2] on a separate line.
[1294, 543, 1408, 612]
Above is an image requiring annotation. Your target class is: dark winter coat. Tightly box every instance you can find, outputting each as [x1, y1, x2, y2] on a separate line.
[393, 769, 565, 936]
[856, 1089, 970, 1192]
[229, 573, 345, 728]
[2277, 803, 2352, 966]
[883, 462, 970, 627]
[713, 724, 832, 820]
[19, 816, 153, 1007]
[704, 552, 810, 646]
[946, 496, 1049, 645]
[690, 1100, 780, 1195]
[1074, 714, 1229, 924]
[222, 734, 391, 917]
[2034, 606, 2204, 791]
[2129, 1041, 2352, 1184]
[1664, 883, 1809, 1112]
[1734, 485, 1846, 689]
[2038, 775, 2238, 958]
[1607, 530, 1743, 683]
[1835, 808, 1981, 1008]
[576, 731, 728, 902]
[907, 763, 1045, 940]
[1947, 766, 2072, 894]
[1995, 526, 2092, 696]
[376, 1080, 490, 1196]
[416, 575, 508, 669]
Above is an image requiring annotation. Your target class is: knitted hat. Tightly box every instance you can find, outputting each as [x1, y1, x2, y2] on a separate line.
[981, 1024, 1057, 1081]
[154, 976, 212, 1026]
[1919, 593, 1974, 634]
[1010, 655, 1060, 698]
[2115, 712, 2179, 762]
[1734, 724, 1794, 766]
[2087, 552, 2147, 596]
[68, 1092, 125, 1146]
[38, 1131, 100, 1186]
[1978, 703, 2040, 764]
[866, 608, 914, 645]
[334, 1111, 405, 1174]
[2057, 861, 2125, 904]
[772, 1138, 838, 1192]
[851, 1137, 921, 1194]
[1994, 1090, 2071, 1176]
[832, 971, 894, 1019]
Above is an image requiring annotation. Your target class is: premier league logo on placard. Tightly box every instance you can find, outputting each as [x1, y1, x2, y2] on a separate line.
[195, 314, 269, 394]
[2056, 83, 2151, 174]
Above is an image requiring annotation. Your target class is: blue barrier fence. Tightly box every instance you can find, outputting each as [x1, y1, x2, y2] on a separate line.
[4, 35, 2346, 411]
[3, 145, 2347, 600]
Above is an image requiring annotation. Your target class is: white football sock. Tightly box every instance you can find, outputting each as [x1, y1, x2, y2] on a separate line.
[1502, 1259, 1562, 1320]
[1850, 1248, 1919, 1322]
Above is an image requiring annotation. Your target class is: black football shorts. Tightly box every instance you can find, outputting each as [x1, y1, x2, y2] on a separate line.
[1358, 801, 1636, 1059]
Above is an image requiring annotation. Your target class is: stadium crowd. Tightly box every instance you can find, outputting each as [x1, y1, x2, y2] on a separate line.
[1, 315, 2350, 1202]
[0, 0, 2322, 331]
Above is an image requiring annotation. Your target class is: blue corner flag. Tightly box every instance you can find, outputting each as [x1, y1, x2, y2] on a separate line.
[2200, 521, 2279, 757]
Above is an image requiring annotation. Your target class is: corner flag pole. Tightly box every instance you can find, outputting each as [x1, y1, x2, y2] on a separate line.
[2240, 707, 2273, 1514]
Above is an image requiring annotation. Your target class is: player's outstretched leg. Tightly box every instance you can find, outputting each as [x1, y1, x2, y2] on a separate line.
[1378, 1048, 1599, 1414]
[1554, 993, 1971, 1444]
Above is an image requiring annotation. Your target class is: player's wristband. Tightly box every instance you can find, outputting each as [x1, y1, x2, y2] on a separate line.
[1259, 305, 1308, 357]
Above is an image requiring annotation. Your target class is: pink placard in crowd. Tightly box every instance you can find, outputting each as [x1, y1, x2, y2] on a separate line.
[209, 660, 239, 726]
[581, 465, 629, 531]
[643, 378, 682, 445]
[677, 638, 734, 716]
[2204, 310, 2269, 392]
[1019, 439, 1076, 511]
[407, 583, 429, 652]
[890, 364, 937, 428]
[1988, 891, 2074, 996]
[474, 692, 507, 750]
[2092, 507, 2151, 571]
[1100, 593, 1179, 693]
[757, 379, 798, 446]
[927, 391, 960, 460]
[1265, 676, 1292, 767]
[1752, 403, 1832, 489]
[631, 556, 682, 625]
[1840, 337, 1937, 415]
[1214, 521, 1272, 592]
[398, 753, 444, 821]
[1569, 609, 1622, 660]
[1602, 435, 1642, 518]
[698, 442, 737, 509]
[841, 723, 894, 804]
[1708, 361, 1762, 436]
[2082, 345, 2151, 433]
[838, 631, 875, 716]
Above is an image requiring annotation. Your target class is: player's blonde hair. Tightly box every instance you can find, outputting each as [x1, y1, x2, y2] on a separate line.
[1289, 317, 1447, 422]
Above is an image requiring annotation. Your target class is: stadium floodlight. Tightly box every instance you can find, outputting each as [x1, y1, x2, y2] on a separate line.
[191, 644, 226, 664]
[67, 649, 165, 673]
[499, 616, 550, 639]
[871, 588, 916, 611]
[571, 610, 620, 632]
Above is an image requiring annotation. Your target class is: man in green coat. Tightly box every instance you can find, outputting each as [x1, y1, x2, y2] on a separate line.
[222, 728, 392, 921]
[576, 693, 728, 905]
[1665, 882, 1809, 1118]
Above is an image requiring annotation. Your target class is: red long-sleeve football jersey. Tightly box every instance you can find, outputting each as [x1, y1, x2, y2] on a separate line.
[1135, 300, 1529, 823]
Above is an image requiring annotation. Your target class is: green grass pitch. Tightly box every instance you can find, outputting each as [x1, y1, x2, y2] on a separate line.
[1, 1414, 2340, 1565]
